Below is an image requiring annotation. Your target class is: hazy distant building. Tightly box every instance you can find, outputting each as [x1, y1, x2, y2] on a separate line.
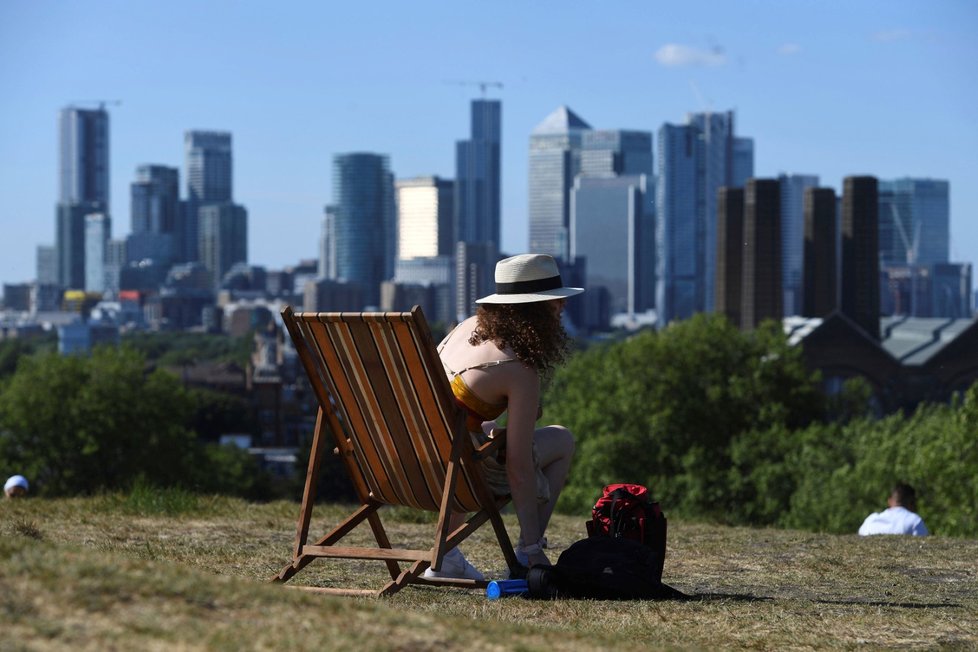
[36, 245, 57, 285]
[318, 205, 337, 280]
[841, 176, 880, 339]
[84, 213, 111, 293]
[198, 203, 248, 289]
[184, 131, 233, 263]
[57, 202, 98, 289]
[332, 153, 395, 307]
[455, 241, 499, 321]
[303, 278, 366, 312]
[715, 187, 745, 326]
[803, 187, 838, 318]
[455, 99, 500, 248]
[397, 176, 454, 260]
[56, 105, 110, 290]
[528, 106, 592, 260]
[131, 164, 183, 263]
[581, 129, 654, 178]
[932, 263, 973, 318]
[779, 174, 819, 316]
[741, 179, 782, 330]
[570, 174, 654, 327]
[878, 178, 949, 266]
[656, 110, 753, 324]
[59, 106, 110, 207]
[186, 131, 232, 203]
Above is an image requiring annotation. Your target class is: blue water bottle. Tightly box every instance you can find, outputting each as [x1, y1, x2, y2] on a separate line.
[486, 579, 529, 600]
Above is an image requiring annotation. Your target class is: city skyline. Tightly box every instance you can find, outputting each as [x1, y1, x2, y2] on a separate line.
[1, 1, 976, 291]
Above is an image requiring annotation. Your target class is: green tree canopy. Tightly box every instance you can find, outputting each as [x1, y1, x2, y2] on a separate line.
[546, 314, 824, 516]
[0, 347, 200, 495]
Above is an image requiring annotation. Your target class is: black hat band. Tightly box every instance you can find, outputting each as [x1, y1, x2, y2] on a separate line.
[495, 274, 563, 295]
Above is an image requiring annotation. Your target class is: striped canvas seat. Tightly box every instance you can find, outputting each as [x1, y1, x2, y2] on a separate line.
[272, 306, 520, 596]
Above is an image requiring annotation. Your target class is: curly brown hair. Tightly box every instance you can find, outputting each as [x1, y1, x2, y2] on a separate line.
[469, 301, 570, 377]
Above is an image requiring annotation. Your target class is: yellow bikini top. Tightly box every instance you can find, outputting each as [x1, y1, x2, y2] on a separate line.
[439, 327, 516, 432]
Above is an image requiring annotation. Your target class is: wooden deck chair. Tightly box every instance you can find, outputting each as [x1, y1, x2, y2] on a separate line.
[272, 306, 521, 596]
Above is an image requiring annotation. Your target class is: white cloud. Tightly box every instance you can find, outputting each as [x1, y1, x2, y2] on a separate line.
[873, 29, 912, 42]
[654, 44, 727, 68]
[778, 42, 802, 55]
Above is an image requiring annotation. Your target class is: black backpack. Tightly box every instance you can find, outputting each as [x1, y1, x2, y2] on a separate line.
[587, 483, 667, 584]
[526, 484, 686, 600]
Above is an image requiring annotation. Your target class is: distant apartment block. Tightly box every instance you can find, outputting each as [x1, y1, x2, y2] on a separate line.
[396, 176, 454, 260]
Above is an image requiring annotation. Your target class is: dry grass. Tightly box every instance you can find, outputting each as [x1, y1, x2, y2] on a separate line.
[1, 495, 976, 651]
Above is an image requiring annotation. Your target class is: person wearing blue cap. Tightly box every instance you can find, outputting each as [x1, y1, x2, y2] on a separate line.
[4, 475, 29, 499]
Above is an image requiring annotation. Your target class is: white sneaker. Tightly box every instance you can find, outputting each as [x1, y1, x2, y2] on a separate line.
[423, 547, 484, 581]
[515, 536, 548, 567]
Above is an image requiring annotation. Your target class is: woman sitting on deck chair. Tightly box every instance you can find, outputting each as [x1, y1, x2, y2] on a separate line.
[425, 253, 582, 581]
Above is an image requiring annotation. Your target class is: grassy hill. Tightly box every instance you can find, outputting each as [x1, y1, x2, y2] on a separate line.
[2, 493, 976, 650]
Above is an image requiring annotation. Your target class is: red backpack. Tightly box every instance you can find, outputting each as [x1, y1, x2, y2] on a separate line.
[586, 483, 668, 583]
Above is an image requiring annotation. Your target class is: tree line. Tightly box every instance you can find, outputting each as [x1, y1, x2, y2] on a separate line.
[545, 314, 978, 538]
[1, 318, 974, 537]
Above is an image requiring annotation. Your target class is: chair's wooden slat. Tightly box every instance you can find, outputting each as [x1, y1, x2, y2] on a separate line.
[300, 545, 431, 562]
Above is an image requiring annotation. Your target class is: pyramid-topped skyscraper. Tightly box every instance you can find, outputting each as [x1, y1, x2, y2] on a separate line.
[528, 106, 592, 260]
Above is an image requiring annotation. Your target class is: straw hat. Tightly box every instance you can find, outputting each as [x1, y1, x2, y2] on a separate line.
[476, 254, 584, 304]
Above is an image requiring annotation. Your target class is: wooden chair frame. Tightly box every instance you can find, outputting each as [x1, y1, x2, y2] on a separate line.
[271, 306, 520, 596]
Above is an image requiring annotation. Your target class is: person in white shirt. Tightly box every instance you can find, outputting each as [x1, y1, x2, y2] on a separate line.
[858, 483, 929, 536]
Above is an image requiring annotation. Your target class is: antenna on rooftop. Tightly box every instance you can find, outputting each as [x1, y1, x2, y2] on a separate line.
[68, 100, 123, 110]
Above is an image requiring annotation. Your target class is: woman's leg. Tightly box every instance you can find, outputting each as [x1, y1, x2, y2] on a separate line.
[532, 424, 575, 537]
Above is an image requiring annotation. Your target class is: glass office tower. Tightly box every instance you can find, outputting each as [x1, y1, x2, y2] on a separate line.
[779, 174, 820, 316]
[655, 110, 753, 324]
[528, 106, 592, 261]
[878, 178, 949, 266]
[57, 105, 110, 289]
[332, 153, 395, 307]
[455, 99, 500, 247]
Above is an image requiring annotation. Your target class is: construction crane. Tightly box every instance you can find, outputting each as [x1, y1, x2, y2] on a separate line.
[444, 80, 503, 97]
[68, 100, 123, 111]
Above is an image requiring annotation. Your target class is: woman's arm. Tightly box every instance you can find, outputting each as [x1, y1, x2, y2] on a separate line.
[503, 366, 547, 561]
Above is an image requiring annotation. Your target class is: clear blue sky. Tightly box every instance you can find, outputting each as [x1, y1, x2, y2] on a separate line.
[2, 1, 976, 289]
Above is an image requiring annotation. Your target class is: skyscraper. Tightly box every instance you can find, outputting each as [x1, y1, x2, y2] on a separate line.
[84, 213, 111, 293]
[803, 187, 838, 318]
[568, 128, 655, 328]
[131, 165, 181, 264]
[580, 130, 653, 178]
[570, 174, 654, 327]
[528, 106, 592, 260]
[184, 131, 233, 263]
[715, 187, 745, 327]
[878, 178, 949, 266]
[56, 106, 110, 289]
[741, 179, 782, 330]
[841, 176, 880, 339]
[656, 111, 753, 324]
[396, 176, 454, 260]
[59, 106, 110, 207]
[455, 99, 500, 247]
[779, 174, 820, 316]
[185, 131, 232, 203]
[332, 153, 395, 307]
[319, 205, 337, 280]
[198, 203, 248, 288]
